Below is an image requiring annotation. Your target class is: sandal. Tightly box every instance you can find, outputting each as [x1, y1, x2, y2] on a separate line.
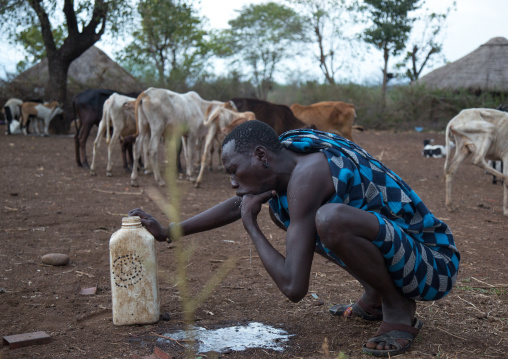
[362, 318, 424, 357]
[329, 298, 383, 321]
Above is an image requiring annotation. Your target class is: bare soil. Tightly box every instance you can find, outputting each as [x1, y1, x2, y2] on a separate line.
[0, 126, 507, 359]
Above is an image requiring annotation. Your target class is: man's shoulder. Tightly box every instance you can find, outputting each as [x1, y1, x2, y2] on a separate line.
[294, 151, 329, 173]
[287, 152, 335, 203]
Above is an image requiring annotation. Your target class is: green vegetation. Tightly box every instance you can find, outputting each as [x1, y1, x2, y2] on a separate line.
[0, 0, 133, 104]
[1, 0, 506, 132]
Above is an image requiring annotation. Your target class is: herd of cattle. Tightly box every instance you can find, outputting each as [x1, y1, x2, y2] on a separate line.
[2, 88, 508, 216]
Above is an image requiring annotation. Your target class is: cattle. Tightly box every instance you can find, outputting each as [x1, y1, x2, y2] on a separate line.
[290, 101, 357, 142]
[3, 98, 23, 135]
[230, 98, 307, 135]
[423, 139, 447, 158]
[191, 101, 240, 173]
[130, 88, 224, 187]
[90, 93, 139, 177]
[73, 89, 139, 169]
[195, 105, 256, 188]
[20, 101, 63, 136]
[444, 108, 508, 216]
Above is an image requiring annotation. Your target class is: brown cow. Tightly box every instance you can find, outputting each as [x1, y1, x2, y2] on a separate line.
[21, 101, 63, 136]
[290, 101, 357, 142]
[231, 98, 307, 135]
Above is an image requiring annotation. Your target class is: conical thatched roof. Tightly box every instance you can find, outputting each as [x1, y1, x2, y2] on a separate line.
[418, 37, 508, 92]
[11, 46, 145, 99]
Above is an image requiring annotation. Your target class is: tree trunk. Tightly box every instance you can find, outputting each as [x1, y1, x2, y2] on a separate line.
[381, 45, 389, 111]
[46, 54, 72, 134]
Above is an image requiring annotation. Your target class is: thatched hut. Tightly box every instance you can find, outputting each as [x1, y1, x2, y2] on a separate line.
[418, 37, 508, 93]
[10, 46, 145, 99]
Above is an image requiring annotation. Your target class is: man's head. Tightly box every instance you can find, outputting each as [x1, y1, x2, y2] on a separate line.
[221, 120, 282, 196]
[222, 120, 282, 155]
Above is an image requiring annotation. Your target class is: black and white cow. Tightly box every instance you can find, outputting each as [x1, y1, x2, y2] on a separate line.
[423, 139, 447, 158]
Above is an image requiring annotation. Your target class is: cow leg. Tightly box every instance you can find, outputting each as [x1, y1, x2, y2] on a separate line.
[120, 141, 132, 172]
[79, 124, 93, 169]
[107, 131, 121, 177]
[444, 144, 470, 212]
[177, 138, 183, 174]
[149, 133, 166, 187]
[502, 159, 508, 216]
[208, 142, 215, 172]
[43, 116, 51, 136]
[181, 136, 188, 174]
[491, 161, 498, 184]
[4, 106, 12, 135]
[130, 132, 144, 187]
[75, 129, 83, 167]
[195, 124, 217, 188]
[215, 136, 223, 171]
[476, 157, 505, 179]
[185, 134, 197, 182]
[90, 119, 107, 176]
[21, 115, 29, 135]
[38, 118, 45, 136]
[141, 133, 151, 174]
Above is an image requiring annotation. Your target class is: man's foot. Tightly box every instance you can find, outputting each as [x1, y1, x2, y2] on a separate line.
[329, 297, 382, 321]
[362, 318, 423, 357]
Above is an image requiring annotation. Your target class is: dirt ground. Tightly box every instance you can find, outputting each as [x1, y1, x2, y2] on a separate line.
[0, 125, 507, 359]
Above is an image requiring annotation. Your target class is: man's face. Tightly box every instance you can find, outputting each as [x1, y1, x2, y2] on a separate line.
[222, 140, 270, 197]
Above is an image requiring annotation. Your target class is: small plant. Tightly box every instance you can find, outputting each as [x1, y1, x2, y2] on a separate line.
[147, 124, 237, 357]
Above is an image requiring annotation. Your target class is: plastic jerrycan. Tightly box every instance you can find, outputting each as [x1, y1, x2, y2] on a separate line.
[109, 216, 160, 325]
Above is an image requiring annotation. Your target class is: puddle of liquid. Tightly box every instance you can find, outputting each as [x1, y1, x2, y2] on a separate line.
[157, 322, 293, 353]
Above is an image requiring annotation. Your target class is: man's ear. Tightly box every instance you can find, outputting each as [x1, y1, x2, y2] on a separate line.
[254, 145, 267, 162]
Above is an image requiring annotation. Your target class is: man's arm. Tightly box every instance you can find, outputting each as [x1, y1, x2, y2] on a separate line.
[129, 196, 242, 242]
[241, 153, 335, 302]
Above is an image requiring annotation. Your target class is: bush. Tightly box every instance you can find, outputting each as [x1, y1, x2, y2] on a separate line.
[268, 81, 508, 132]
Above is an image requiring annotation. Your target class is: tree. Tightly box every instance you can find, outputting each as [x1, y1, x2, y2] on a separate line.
[362, 0, 421, 106]
[0, 0, 132, 106]
[287, 0, 359, 85]
[396, 2, 455, 82]
[117, 0, 214, 90]
[220, 2, 307, 99]
[14, 24, 66, 72]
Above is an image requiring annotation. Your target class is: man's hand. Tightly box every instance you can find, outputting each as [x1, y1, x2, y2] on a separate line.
[128, 208, 170, 242]
[241, 190, 276, 225]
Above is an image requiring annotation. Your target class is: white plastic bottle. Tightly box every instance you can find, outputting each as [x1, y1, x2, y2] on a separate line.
[110, 216, 160, 325]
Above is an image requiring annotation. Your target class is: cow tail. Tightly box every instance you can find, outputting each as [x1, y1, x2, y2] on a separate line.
[133, 93, 146, 138]
[204, 106, 220, 126]
[105, 103, 111, 145]
[444, 119, 453, 171]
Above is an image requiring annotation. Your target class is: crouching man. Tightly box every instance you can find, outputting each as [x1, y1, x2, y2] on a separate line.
[130, 120, 460, 357]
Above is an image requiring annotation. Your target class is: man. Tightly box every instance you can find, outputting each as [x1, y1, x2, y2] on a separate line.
[130, 120, 460, 357]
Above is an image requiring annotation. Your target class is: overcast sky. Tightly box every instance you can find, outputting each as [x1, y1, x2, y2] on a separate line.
[1, 0, 507, 84]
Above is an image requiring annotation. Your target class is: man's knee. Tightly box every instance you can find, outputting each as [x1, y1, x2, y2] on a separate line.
[315, 203, 351, 245]
[315, 204, 380, 247]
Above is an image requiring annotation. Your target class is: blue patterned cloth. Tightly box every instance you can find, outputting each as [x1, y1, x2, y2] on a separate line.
[268, 129, 460, 301]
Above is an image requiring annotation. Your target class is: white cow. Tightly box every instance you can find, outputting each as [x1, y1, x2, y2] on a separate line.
[3, 98, 23, 135]
[195, 105, 256, 188]
[90, 93, 139, 177]
[444, 108, 508, 216]
[20, 101, 63, 136]
[131, 88, 224, 187]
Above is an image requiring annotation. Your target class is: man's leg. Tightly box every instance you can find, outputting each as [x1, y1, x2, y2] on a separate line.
[315, 203, 416, 351]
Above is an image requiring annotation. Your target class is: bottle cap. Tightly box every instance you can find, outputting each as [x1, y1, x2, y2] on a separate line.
[122, 216, 141, 226]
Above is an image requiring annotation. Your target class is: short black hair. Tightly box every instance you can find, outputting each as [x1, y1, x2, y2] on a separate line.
[222, 120, 282, 154]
